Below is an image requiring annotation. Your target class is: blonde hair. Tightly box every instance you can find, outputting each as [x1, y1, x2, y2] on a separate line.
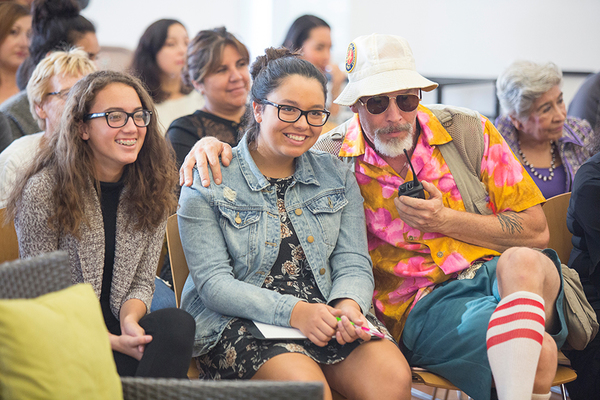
[26, 48, 97, 130]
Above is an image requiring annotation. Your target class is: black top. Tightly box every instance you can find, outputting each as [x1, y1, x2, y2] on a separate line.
[99, 179, 125, 333]
[567, 152, 600, 311]
[166, 109, 246, 169]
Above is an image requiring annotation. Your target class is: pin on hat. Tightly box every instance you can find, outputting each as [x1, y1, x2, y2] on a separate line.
[335, 34, 438, 106]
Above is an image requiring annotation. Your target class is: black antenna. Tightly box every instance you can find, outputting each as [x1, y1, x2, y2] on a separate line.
[403, 148, 419, 185]
[398, 149, 425, 199]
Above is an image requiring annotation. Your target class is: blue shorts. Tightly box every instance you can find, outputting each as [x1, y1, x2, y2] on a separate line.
[401, 249, 567, 400]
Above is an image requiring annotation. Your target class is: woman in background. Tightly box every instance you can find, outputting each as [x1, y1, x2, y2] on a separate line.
[0, 0, 99, 145]
[167, 27, 249, 169]
[17, 0, 98, 90]
[130, 19, 204, 133]
[178, 47, 410, 400]
[0, 48, 96, 208]
[496, 60, 594, 199]
[282, 14, 348, 127]
[8, 70, 194, 378]
[0, 2, 30, 104]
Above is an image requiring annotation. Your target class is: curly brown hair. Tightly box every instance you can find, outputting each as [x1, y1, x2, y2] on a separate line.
[7, 70, 178, 236]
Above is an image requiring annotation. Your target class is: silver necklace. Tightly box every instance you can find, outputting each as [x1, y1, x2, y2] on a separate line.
[517, 140, 555, 181]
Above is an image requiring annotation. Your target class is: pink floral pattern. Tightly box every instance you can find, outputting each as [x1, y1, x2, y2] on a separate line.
[485, 142, 525, 187]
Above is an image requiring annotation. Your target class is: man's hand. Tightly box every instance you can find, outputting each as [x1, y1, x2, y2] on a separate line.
[394, 180, 450, 233]
[395, 180, 548, 252]
[180, 137, 233, 188]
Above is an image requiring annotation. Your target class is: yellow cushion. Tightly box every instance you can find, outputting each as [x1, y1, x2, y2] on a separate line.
[0, 284, 123, 400]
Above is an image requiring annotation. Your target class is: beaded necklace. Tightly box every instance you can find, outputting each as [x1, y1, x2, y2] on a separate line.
[517, 140, 556, 181]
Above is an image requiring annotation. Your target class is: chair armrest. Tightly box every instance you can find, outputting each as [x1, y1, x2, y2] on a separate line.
[121, 377, 324, 400]
[0, 251, 70, 298]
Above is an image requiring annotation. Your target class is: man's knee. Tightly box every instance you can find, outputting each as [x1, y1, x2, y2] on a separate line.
[497, 247, 557, 290]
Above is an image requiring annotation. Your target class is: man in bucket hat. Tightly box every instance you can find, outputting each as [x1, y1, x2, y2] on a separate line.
[179, 34, 567, 400]
[315, 34, 568, 400]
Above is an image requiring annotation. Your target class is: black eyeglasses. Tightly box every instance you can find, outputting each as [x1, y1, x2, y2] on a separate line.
[261, 100, 330, 127]
[84, 110, 152, 128]
[46, 88, 71, 100]
[358, 90, 422, 115]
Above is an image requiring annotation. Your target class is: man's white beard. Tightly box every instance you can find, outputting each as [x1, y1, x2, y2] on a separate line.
[373, 123, 414, 157]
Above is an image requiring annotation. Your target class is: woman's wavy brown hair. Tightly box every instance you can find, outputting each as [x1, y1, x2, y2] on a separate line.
[182, 26, 249, 88]
[7, 70, 178, 236]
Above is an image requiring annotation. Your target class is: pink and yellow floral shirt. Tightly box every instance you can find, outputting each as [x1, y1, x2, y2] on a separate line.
[339, 105, 545, 339]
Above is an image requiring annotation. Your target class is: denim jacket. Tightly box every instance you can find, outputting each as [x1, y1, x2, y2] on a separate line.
[178, 136, 374, 356]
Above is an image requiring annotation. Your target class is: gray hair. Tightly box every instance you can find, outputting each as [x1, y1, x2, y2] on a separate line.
[496, 60, 562, 119]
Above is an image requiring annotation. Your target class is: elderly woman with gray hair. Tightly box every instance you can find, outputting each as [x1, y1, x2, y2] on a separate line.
[496, 60, 594, 199]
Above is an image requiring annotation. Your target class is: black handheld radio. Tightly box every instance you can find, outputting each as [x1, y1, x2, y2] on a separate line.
[398, 148, 425, 199]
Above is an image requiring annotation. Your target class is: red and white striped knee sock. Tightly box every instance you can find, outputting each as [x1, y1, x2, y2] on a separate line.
[486, 291, 546, 400]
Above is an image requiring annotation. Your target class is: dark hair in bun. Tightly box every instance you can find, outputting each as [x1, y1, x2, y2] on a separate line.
[16, 0, 96, 90]
[246, 47, 327, 143]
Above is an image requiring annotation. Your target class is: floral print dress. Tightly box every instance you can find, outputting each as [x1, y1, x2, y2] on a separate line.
[195, 176, 390, 380]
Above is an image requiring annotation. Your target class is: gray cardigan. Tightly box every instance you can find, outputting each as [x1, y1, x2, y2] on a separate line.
[14, 168, 165, 318]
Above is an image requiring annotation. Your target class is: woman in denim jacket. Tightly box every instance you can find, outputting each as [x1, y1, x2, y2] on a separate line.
[178, 48, 410, 399]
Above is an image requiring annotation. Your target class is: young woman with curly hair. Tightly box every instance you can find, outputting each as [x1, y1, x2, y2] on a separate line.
[7, 70, 195, 378]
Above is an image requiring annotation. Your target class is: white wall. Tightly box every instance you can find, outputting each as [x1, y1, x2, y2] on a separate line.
[82, 0, 599, 118]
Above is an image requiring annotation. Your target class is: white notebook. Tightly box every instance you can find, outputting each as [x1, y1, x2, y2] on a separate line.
[249, 320, 380, 340]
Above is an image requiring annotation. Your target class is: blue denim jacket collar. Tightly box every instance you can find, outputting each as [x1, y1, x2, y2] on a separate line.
[236, 135, 321, 191]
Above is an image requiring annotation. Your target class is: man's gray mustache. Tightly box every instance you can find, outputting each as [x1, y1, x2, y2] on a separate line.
[375, 124, 413, 136]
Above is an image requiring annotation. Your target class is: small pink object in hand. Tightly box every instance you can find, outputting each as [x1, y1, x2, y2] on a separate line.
[336, 317, 385, 339]
[359, 325, 385, 339]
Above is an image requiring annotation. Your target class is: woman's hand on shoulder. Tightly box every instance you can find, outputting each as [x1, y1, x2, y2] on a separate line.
[332, 298, 371, 344]
[290, 301, 341, 347]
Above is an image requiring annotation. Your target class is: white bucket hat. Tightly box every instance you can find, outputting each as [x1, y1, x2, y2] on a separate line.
[335, 34, 438, 106]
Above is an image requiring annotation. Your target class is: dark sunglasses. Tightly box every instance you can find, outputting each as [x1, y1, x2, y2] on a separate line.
[358, 90, 422, 114]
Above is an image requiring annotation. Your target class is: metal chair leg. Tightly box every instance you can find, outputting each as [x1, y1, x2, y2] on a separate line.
[560, 384, 568, 400]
